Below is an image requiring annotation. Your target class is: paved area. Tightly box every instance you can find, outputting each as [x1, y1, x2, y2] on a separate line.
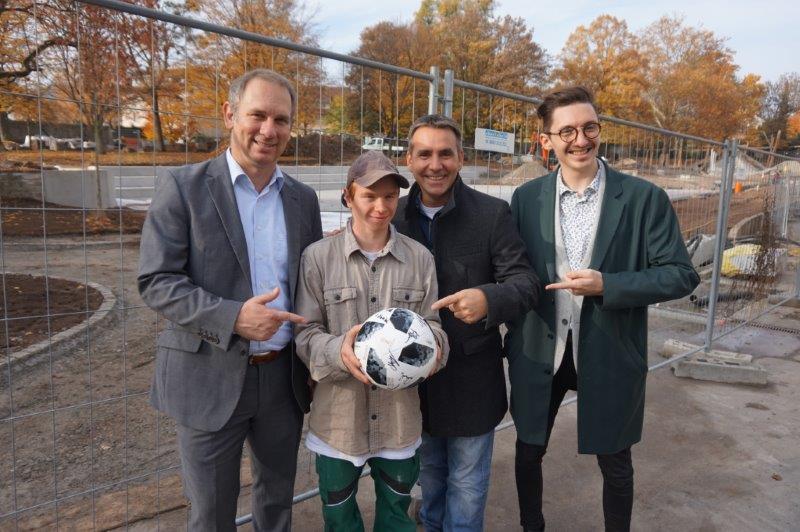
[1, 236, 797, 530]
[261, 313, 800, 531]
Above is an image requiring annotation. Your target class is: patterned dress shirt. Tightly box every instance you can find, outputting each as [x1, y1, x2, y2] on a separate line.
[557, 163, 604, 271]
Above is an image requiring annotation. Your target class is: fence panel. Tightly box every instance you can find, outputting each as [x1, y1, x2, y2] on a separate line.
[446, 77, 733, 362]
[0, 0, 439, 528]
[2, 0, 800, 529]
[706, 147, 800, 342]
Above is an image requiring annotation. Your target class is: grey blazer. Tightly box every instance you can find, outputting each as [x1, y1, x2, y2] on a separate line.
[138, 153, 322, 432]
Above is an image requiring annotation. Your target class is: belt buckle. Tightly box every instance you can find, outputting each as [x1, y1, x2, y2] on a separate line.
[249, 350, 280, 365]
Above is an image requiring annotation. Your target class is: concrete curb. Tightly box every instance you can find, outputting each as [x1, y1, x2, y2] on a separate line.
[672, 353, 768, 385]
[659, 339, 769, 385]
[1, 276, 118, 371]
[729, 212, 762, 244]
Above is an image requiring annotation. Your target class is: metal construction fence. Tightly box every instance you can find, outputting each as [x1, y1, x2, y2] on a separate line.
[1, 0, 799, 528]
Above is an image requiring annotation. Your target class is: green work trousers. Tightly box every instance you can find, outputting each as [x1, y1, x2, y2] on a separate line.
[316, 451, 420, 532]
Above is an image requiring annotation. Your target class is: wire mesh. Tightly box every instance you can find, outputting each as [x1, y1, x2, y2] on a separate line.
[0, 0, 434, 527]
[2, 0, 800, 529]
[707, 148, 800, 339]
[445, 81, 737, 351]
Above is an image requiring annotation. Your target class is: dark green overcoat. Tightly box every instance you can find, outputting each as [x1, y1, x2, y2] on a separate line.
[505, 163, 700, 454]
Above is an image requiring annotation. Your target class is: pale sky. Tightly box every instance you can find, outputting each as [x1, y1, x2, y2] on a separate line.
[307, 0, 798, 83]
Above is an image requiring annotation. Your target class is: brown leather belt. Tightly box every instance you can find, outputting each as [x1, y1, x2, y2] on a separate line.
[249, 350, 283, 365]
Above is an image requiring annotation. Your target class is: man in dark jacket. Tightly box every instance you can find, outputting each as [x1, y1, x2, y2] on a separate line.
[393, 114, 539, 531]
[507, 86, 700, 531]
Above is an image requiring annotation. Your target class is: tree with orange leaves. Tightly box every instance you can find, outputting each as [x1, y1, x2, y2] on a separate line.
[118, 0, 185, 152]
[0, 0, 75, 149]
[555, 15, 649, 124]
[47, 1, 135, 155]
[638, 15, 763, 141]
[184, 0, 325, 137]
[760, 73, 800, 149]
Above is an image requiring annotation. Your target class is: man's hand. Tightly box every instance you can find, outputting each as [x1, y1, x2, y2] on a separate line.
[431, 288, 488, 324]
[234, 287, 307, 341]
[340, 324, 371, 384]
[545, 269, 604, 296]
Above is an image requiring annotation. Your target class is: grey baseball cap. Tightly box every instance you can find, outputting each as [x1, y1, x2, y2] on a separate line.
[341, 151, 410, 207]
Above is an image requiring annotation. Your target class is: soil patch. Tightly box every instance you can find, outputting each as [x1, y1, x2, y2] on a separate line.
[1, 148, 221, 167]
[1, 198, 146, 237]
[1, 137, 361, 167]
[1, 274, 104, 351]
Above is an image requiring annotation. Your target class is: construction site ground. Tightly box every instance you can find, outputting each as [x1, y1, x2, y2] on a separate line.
[1, 229, 797, 529]
[0, 164, 796, 529]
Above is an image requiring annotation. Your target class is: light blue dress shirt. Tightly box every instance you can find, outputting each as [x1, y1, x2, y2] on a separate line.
[226, 149, 292, 352]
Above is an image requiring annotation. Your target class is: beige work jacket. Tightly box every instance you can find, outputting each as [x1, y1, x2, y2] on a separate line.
[295, 222, 448, 456]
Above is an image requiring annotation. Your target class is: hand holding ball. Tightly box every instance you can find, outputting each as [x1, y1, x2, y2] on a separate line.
[353, 308, 438, 390]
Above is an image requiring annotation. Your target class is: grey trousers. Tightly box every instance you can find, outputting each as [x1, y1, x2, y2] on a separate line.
[177, 351, 303, 531]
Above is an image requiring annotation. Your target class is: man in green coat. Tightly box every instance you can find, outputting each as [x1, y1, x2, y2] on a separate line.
[506, 86, 700, 531]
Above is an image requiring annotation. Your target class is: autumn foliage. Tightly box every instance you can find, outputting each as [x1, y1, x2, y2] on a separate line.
[1, 0, 798, 153]
[555, 15, 768, 143]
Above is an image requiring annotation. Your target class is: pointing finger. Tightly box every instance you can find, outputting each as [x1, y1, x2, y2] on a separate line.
[545, 281, 575, 290]
[431, 293, 460, 311]
[270, 310, 307, 325]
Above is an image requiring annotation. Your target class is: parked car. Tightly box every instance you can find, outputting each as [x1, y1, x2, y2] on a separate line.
[108, 137, 142, 152]
[21, 134, 57, 150]
[63, 138, 96, 150]
[362, 136, 405, 154]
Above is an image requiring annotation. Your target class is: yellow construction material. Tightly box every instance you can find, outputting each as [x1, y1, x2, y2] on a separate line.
[721, 244, 787, 277]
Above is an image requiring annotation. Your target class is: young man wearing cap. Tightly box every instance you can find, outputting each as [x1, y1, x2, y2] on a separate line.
[295, 151, 449, 531]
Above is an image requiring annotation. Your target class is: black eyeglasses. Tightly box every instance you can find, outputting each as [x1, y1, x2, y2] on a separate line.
[544, 122, 601, 143]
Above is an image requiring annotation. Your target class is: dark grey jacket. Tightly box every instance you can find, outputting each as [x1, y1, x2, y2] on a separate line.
[393, 177, 539, 437]
[138, 154, 322, 432]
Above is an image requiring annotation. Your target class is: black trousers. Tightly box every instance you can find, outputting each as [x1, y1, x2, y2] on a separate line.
[514, 335, 634, 531]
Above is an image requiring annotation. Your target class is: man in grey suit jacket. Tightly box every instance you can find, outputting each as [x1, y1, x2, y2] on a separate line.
[138, 69, 322, 531]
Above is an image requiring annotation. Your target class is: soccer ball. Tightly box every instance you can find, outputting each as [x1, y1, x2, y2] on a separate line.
[353, 308, 437, 390]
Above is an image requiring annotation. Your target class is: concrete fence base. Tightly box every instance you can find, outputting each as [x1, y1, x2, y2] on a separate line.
[1, 169, 114, 208]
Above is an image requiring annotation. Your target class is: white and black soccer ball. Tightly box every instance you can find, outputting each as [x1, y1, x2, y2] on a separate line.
[353, 308, 437, 390]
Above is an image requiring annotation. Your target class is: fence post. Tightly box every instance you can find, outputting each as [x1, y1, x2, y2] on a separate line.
[794, 253, 800, 300]
[780, 171, 790, 239]
[442, 69, 454, 118]
[428, 66, 440, 115]
[704, 139, 738, 352]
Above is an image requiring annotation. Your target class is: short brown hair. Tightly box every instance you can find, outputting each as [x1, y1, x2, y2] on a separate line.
[537, 86, 597, 131]
[228, 69, 297, 120]
[408, 114, 463, 153]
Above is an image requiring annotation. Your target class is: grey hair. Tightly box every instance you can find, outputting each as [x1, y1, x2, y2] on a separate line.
[228, 69, 297, 120]
[408, 114, 463, 153]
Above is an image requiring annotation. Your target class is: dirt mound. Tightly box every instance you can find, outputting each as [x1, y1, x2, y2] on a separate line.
[496, 160, 549, 185]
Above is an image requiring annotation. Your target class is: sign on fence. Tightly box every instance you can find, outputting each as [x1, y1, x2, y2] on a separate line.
[474, 127, 515, 154]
